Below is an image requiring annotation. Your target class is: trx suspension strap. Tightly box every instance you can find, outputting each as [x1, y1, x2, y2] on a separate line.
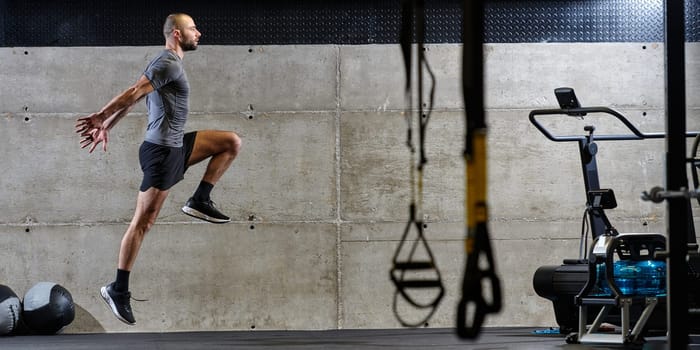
[456, 0, 502, 339]
[390, 0, 445, 327]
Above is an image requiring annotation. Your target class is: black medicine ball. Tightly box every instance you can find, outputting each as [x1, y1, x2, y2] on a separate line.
[22, 282, 75, 335]
[0, 285, 21, 335]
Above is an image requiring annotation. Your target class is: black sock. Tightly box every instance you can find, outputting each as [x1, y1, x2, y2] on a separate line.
[193, 181, 214, 202]
[114, 269, 130, 293]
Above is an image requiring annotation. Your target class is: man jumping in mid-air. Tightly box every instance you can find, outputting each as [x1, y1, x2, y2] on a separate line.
[75, 13, 242, 325]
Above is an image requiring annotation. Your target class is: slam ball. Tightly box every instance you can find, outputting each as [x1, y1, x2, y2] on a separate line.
[22, 282, 75, 335]
[0, 285, 21, 335]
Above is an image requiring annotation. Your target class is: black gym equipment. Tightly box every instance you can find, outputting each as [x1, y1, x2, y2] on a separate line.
[530, 88, 700, 345]
[0, 285, 21, 336]
[389, 0, 445, 328]
[22, 282, 75, 335]
[456, 0, 501, 340]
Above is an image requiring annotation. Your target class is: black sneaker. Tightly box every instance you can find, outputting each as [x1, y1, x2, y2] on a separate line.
[100, 283, 135, 325]
[182, 197, 231, 223]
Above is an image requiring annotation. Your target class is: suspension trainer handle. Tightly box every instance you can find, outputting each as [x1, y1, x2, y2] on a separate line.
[390, 0, 444, 328]
[457, 226, 502, 338]
[390, 218, 446, 304]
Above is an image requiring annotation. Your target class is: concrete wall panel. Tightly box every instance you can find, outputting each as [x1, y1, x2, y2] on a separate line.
[0, 47, 161, 114]
[179, 112, 337, 222]
[340, 45, 463, 111]
[340, 43, 672, 111]
[0, 112, 336, 224]
[340, 221, 583, 329]
[0, 223, 337, 332]
[0, 113, 145, 224]
[340, 111, 463, 222]
[186, 46, 338, 113]
[486, 43, 666, 109]
[0, 46, 337, 114]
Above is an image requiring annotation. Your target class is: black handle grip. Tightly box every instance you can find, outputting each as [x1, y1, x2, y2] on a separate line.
[456, 224, 502, 339]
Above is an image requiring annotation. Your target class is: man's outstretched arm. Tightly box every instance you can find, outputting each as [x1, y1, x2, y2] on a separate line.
[75, 75, 154, 153]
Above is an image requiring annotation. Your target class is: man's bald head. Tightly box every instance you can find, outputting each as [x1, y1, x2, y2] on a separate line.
[163, 13, 191, 40]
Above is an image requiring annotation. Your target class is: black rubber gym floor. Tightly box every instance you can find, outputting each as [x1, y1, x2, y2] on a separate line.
[0, 327, 693, 350]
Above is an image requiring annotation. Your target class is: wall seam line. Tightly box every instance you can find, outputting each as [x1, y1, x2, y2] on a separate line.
[334, 44, 344, 330]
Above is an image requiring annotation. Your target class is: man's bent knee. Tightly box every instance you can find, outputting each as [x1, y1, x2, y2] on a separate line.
[228, 132, 242, 156]
[216, 130, 241, 157]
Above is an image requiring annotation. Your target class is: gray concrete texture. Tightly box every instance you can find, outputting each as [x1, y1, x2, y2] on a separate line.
[0, 43, 699, 333]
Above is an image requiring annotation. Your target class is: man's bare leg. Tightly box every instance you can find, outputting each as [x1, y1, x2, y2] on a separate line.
[119, 188, 170, 270]
[101, 187, 169, 325]
[182, 130, 241, 223]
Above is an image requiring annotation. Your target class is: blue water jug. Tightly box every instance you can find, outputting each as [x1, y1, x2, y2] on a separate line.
[592, 259, 666, 296]
[614, 260, 639, 295]
[635, 260, 666, 296]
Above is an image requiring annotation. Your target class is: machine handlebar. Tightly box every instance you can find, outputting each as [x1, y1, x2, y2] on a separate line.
[528, 106, 697, 142]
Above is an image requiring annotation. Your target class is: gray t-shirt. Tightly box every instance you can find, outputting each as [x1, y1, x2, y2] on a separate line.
[143, 50, 189, 147]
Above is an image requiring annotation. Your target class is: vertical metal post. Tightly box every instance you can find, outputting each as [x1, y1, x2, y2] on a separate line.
[577, 139, 607, 239]
[0, 0, 5, 46]
[664, 0, 689, 347]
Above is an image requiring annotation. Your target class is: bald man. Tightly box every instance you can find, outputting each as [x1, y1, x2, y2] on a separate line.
[76, 13, 242, 325]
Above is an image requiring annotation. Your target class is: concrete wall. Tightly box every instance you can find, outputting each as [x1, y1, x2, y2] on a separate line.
[1, 43, 699, 333]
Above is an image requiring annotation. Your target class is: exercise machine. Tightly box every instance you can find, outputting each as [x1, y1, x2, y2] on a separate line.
[530, 88, 700, 345]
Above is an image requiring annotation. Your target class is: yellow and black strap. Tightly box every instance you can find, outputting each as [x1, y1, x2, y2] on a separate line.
[456, 0, 502, 339]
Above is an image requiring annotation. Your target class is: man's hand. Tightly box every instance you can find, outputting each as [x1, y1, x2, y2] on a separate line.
[75, 113, 109, 153]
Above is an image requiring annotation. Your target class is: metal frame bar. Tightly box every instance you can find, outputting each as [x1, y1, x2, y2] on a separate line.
[664, 0, 689, 347]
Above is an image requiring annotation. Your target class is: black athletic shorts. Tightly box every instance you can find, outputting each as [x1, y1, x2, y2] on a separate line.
[139, 131, 197, 191]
